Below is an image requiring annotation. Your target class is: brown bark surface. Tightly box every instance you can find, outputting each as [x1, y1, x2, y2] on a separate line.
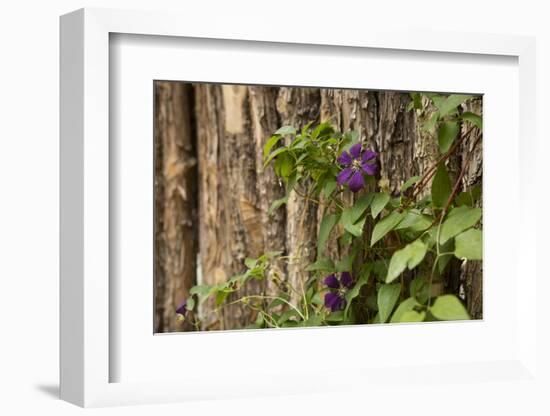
[154, 82, 198, 332]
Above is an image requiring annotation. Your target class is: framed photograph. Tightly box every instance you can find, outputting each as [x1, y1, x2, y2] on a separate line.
[60, 7, 540, 408]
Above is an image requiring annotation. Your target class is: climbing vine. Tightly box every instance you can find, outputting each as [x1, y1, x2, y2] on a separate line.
[177, 93, 482, 329]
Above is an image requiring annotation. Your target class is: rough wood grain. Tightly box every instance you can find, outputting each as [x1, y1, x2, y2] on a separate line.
[154, 82, 198, 332]
[460, 99, 483, 319]
[276, 87, 321, 304]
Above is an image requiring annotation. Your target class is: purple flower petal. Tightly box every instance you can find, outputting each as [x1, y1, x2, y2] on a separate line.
[340, 272, 354, 289]
[361, 161, 378, 176]
[324, 274, 340, 289]
[325, 292, 346, 312]
[176, 300, 187, 315]
[337, 151, 352, 166]
[324, 292, 340, 311]
[337, 167, 353, 186]
[349, 143, 362, 159]
[362, 149, 377, 163]
[348, 170, 365, 193]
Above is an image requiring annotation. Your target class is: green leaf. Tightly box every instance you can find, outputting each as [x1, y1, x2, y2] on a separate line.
[386, 249, 410, 284]
[438, 121, 459, 153]
[268, 297, 288, 310]
[244, 257, 257, 269]
[439, 206, 482, 244]
[390, 297, 421, 323]
[311, 293, 324, 306]
[410, 277, 429, 304]
[407, 93, 422, 111]
[437, 238, 454, 274]
[401, 176, 420, 193]
[343, 218, 366, 237]
[305, 257, 335, 272]
[349, 194, 374, 223]
[431, 163, 452, 208]
[323, 179, 337, 198]
[336, 253, 355, 273]
[302, 313, 324, 327]
[317, 214, 340, 258]
[344, 267, 371, 318]
[275, 152, 294, 178]
[454, 228, 482, 260]
[430, 294, 470, 321]
[422, 111, 440, 132]
[311, 122, 333, 139]
[268, 195, 288, 215]
[263, 135, 282, 158]
[426, 93, 446, 108]
[377, 283, 401, 323]
[461, 112, 482, 130]
[264, 146, 288, 167]
[189, 284, 215, 305]
[370, 210, 407, 246]
[185, 297, 195, 311]
[254, 313, 264, 328]
[278, 309, 300, 325]
[266, 250, 283, 259]
[301, 121, 314, 135]
[386, 240, 427, 283]
[437, 94, 473, 117]
[215, 290, 230, 307]
[340, 194, 373, 237]
[394, 210, 432, 233]
[455, 185, 481, 207]
[326, 311, 344, 322]
[274, 125, 296, 136]
[371, 192, 391, 219]
[399, 310, 426, 322]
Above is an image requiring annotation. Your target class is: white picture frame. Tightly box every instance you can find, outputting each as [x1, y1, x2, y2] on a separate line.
[60, 7, 540, 408]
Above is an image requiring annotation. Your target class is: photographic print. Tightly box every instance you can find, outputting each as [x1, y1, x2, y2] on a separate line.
[154, 82, 482, 333]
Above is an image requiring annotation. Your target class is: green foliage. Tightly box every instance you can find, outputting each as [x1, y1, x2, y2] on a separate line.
[439, 206, 482, 244]
[461, 112, 482, 130]
[371, 210, 407, 246]
[378, 283, 402, 323]
[430, 295, 470, 321]
[454, 228, 482, 260]
[431, 163, 452, 208]
[185, 95, 482, 330]
[438, 121, 459, 153]
[341, 194, 372, 236]
[391, 297, 425, 323]
[436, 94, 473, 117]
[317, 214, 340, 258]
[386, 240, 427, 283]
[401, 176, 420, 193]
[371, 192, 390, 219]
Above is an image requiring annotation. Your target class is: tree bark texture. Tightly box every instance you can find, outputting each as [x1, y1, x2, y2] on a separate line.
[154, 82, 198, 332]
[154, 83, 483, 330]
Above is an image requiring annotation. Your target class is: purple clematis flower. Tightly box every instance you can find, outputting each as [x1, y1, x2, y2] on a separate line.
[337, 143, 378, 193]
[323, 272, 355, 312]
[176, 300, 187, 316]
[340, 271, 354, 289]
[324, 292, 346, 312]
[323, 274, 340, 289]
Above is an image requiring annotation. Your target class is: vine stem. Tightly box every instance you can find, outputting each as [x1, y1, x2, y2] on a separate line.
[427, 132, 482, 308]
[244, 295, 306, 321]
[409, 124, 477, 200]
